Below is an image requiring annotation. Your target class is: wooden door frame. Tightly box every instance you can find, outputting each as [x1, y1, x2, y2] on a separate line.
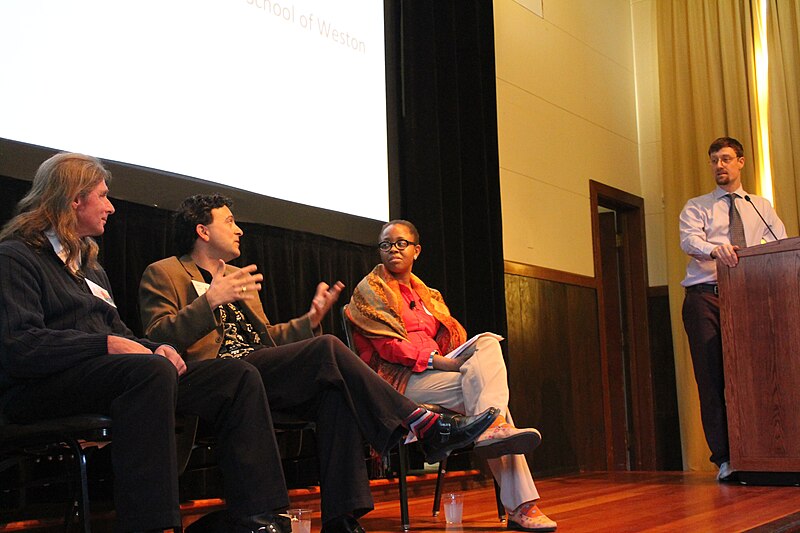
[590, 180, 657, 470]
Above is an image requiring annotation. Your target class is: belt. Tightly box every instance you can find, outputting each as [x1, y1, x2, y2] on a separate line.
[686, 283, 718, 296]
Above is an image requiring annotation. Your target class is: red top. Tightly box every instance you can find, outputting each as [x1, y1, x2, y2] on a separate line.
[353, 284, 441, 372]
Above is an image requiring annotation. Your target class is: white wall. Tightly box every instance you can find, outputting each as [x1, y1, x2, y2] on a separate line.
[494, 0, 666, 285]
[632, 0, 667, 286]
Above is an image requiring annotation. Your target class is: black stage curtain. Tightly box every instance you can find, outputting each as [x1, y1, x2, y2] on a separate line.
[0, 175, 376, 340]
[395, 0, 507, 338]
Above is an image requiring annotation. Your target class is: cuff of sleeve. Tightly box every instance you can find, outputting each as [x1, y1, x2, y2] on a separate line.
[411, 347, 431, 373]
[190, 293, 221, 331]
[301, 313, 322, 337]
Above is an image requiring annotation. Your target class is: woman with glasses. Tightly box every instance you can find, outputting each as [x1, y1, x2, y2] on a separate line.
[347, 219, 556, 532]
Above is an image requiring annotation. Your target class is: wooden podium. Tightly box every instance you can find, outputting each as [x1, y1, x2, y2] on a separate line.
[718, 236, 800, 474]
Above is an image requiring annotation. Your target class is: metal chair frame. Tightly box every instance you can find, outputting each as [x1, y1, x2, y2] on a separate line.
[0, 414, 112, 533]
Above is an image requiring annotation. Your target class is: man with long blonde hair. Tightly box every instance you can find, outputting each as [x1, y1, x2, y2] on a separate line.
[0, 153, 295, 532]
[0, 152, 107, 269]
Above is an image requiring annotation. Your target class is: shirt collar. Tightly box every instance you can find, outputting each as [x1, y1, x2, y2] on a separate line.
[45, 229, 82, 271]
[714, 185, 747, 200]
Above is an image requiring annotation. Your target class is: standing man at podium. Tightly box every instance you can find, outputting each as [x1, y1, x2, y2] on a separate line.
[679, 136, 786, 482]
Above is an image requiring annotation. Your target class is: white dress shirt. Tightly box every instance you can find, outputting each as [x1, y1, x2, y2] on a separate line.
[679, 186, 787, 286]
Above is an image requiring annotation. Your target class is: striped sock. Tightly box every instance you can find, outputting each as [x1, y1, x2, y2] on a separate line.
[405, 407, 441, 440]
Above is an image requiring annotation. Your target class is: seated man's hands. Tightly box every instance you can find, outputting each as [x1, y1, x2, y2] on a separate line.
[107, 336, 187, 376]
[307, 281, 345, 329]
[205, 260, 263, 309]
[155, 344, 187, 376]
[108, 335, 152, 354]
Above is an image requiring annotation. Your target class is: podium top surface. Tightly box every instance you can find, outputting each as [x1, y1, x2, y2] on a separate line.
[735, 236, 800, 258]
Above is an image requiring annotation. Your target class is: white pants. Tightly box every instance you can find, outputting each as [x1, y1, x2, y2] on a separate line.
[404, 336, 540, 509]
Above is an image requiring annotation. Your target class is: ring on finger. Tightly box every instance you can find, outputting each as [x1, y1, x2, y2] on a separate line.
[241, 285, 247, 293]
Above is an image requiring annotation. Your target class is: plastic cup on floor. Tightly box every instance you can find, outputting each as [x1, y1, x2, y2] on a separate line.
[286, 508, 312, 533]
[443, 492, 464, 524]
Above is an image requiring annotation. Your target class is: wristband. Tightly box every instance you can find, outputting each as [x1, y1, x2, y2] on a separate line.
[427, 350, 439, 369]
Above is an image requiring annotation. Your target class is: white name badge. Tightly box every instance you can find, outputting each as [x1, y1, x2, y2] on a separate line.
[192, 280, 210, 297]
[85, 278, 116, 308]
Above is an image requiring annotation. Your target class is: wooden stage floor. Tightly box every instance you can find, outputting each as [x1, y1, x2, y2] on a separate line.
[3, 471, 800, 532]
[354, 471, 800, 533]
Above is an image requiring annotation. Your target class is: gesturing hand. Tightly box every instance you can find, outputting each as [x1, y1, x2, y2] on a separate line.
[307, 281, 345, 328]
[205, 260, 264, 309]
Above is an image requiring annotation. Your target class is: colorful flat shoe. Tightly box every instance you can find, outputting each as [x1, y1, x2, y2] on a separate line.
[507, 502, 557, 532]
[474, 424, 542, 459]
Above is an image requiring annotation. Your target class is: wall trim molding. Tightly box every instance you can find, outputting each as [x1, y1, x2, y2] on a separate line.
[647, 285, 669, 297]
[504, 260, 596, 288]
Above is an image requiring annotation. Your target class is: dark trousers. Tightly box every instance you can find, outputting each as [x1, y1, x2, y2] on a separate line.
[244, 334, 416, 523]
[682, 289, 729, 466]
[1, 355, 285, 532]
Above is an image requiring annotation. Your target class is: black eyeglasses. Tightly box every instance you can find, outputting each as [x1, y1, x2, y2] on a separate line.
[378, 239, 417, 252]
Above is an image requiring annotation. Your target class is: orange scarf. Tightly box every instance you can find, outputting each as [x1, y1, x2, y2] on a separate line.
[348, 265, 467, 392]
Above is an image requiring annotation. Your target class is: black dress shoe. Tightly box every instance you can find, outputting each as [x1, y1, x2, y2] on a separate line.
[420, 406, 500, 464]
[184, 510, 290, 533]
[230, 512, 292, 533]
[321, 515, 366, 533]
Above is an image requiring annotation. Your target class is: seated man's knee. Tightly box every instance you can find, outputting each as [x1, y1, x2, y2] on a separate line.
[112, 354, 178, 406]
[124, 353, 178, 385]
[318, 333, 344, 348]
[205, 358, 266, 395]
[311, 334, 351, 357]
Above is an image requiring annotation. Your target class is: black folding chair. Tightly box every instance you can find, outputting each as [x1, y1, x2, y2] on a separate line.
[0, 414, 112, 532]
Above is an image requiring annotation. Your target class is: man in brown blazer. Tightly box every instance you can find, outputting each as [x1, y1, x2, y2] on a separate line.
[138, 194, 498, 533]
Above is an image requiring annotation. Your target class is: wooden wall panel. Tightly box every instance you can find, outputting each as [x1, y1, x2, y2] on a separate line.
[565, 284, 607, 471]
[647, 287, 683, 470]
[505, 273, 605, 476]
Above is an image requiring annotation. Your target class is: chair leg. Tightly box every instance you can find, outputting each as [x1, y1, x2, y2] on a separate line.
[64, 438, 92, 533]
[398, 443, 410, 531]
[432, 456, 448, 517]
[63, 499, 78, 533]
[494, 479, 506, 522]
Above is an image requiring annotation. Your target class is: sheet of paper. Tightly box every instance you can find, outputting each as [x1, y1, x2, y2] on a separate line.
[445, 332, 504, 359]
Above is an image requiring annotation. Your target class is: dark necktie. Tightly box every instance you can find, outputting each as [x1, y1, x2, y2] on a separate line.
[727, 193, 746, 248]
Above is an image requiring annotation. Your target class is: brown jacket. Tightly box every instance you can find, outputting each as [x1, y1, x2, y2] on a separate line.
[138, 255, 318, 362]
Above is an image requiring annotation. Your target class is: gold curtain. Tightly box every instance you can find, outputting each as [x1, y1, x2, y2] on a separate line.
[656, 0, 758, 471]
[768, 0, 800, 236]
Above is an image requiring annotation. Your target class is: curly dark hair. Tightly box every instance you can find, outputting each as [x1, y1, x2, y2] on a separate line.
[173, 194, 233, 256]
